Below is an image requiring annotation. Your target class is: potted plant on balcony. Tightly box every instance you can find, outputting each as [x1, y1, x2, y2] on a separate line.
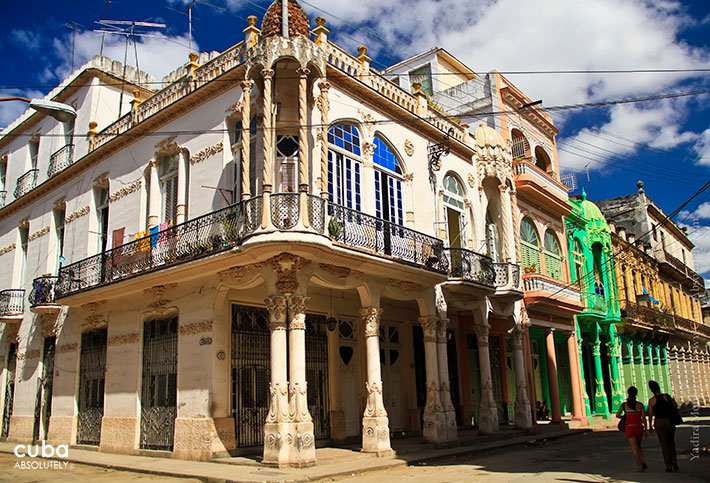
[523, 263, 538, 274]
[328, 219, 343, 240]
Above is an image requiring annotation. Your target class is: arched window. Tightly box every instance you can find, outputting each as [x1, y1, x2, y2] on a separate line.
[520, 217, 540, 273]
[543, 230, 563, 280]
[328, 124, 362, 210]
[572, 239, 585, 285]
[535, 146, 551, 173]
[511, 129, 530, 160]
[592, 243, 605, 297]
[373, 136, 404, 225]
[443, 174, 465, 248]
[276, 135, 298, 192]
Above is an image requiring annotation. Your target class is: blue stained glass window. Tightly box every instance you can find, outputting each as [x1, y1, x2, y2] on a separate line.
[328, 124, 361, 156]
[373, 137, 402, 174]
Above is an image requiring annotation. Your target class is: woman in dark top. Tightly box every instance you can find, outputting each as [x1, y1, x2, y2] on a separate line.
[648, 380, 679, 472]
[616, 386, 648, 472]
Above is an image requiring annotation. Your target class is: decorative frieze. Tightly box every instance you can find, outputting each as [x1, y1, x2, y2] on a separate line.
[17, 350, 40, 361]
[143, 284, 177, 298]
[0, 243, 16, 256]
[29, 226, 50, 241]
[319, 263, 352, 279]
[388, 279, 422, 293]
[179, 320, 213, 336]
[109, 179, 142, 203]
[65, 206, 90, 224]
[404, 139, 414, 156]
[56, 343, 78, 354]
[190, 142, 224, 165]
[269, 253, 309, 294]
[107, 333, 139, 346]
[218, 262, 263, 281]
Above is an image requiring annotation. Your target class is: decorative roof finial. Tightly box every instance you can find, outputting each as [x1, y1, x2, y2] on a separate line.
[581, 188, 587, 201]
[636, 180, 644, 193]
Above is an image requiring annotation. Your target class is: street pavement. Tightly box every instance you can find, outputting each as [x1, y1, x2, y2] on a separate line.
[330, 411, 710, 482]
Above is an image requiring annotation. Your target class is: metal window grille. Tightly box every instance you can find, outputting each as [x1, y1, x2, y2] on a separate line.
[77, 329, 107, 445]
[1, 343, 17, 437]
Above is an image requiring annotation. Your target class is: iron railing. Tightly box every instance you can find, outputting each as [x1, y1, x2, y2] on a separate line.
[582, 291, 608, 314]
[56, 198, 262, 297]
[662, 250, 705, 288]
[270, 193, 299, 230]
[0, 289, 25, 317]
[622, 301, 674, 329]
[492, 262, 521, 289]
[14, 169, 38, 198]
[47, 144, 75, 178]
[308, 195, 326, 233]
[326, 201, 449, 273]
[447, 248, 495, 285]
[29, 276, 59, 307]
[0, 190, 6, 208]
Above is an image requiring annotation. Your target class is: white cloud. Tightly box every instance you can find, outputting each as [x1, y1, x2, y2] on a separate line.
[558, 100, 697, 171]
[10, 29, 42, 51]
[692, 127, 710, 167]
[686, 225, 710, 277]
[50, 31, 197, 85]
[679, 202, 710, 221]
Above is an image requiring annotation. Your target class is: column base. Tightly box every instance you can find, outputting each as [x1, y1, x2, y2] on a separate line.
[6, 415, 34, 442]
[173, 417, 230, 461]
[263, 421, 317, 468]
[443, 410, 458, 442]
[478, 403, 499, 434]
[423, 411, 446, 444]
[47, 416, 75, 445]
[514, 400, 533, 429]
[362, 416, 392, 456]
[99, 417, 138, 454]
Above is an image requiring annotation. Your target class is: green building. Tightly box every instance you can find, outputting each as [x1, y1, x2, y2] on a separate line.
[566, 192, 624, 418]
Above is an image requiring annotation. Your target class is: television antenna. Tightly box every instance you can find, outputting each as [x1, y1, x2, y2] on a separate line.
[93, 20, 166, 118]
[64, 22, 83, 73]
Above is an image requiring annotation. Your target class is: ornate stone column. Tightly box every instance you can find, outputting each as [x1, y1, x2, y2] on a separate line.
[176, 149, 187, 224]
[326, 320, 345, 440]
[240, 79, 254, 200]
[148, 159, 160, 228]
[261, 69, 274, 192]
[473, 322, 499, 433]
[651, 343, 661, 385]
[591, 328, 609, 416]
[297, 68, 310, 192]
[360, 307, 391, 455]
[512, 324, 532, 429]
[644, 344, 654, 401]
[263, 296, 291, 466]
[287, 294, 316, 465]
[420, 316, 444, 443]
[621, 336, 636, 389]
[606, 335, 624, 411]
[576, 327, 592, 417]
[316, 80, 330, 198]
[566, 331, 586, 424]
[436, 317, 458, 441]
[499, 184, 514, 261]
[544, 329, 562, 424]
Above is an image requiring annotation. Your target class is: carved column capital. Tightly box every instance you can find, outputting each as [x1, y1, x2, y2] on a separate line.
[512, 323, 525, 349]
[436, 317, 449, 343]
[261, 68, 274, 79]
[240, 79, 254, 92]
[419, 316, 438, 343]
[297, 67, 311, 78]
[473, 323, 490, 347]
[288, 295, 308, 330]
[361, 307, 383, 337]
[265, 296, 287, 331]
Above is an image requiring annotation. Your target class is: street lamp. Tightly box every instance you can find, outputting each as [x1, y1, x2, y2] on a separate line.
[0, 96, 77, 123]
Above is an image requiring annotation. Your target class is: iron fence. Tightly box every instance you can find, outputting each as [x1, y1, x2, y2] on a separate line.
[0, 289, 24, 316]
[77, 329, 107, 445]
[308, 195, 326, 233]
[582, 291, 608, 314]
[493, 263, 509, 287]
[270, 193, 299, 230]
[56, 198, 261, 298]
[47, 144, 75, 178]
[327, 201, 449, 273]
[29, 276, 59, 307]
[447, 248, 495, 285]
[14, 169, 38, 198]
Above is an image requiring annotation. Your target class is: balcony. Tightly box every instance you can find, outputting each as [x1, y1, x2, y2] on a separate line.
[581, 291, 608, 315]
[446, 248, 495, 285]
[493, 262, 521, 290]
[14, 169, 38, 198]
[0, 289, 25, 323]
[29, 276, 61, 315]
[47, 144, 75, 178]
[513, 160, 571, 214]
[0, 190, 6, 208]
[658, 249, 705, 289]
[57, 194, 449, 299]
[522, 273, 583, 313]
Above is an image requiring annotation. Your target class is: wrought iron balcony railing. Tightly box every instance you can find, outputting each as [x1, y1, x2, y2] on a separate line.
[661, 250, 705, 288]
[14, 169, 38, 198]
[56, 194, 451, 298]
[29, 276, 60, 307]
[0, 289, 25, 317]
[57, 197, 262, 298]
[447, 248, 495, 285]
[47, 144, 75, 178]
[493, 262, 521, 290]
[581, 291, 608, 315]
[326, 200, 449, 273]
[0, 190, 6, 208]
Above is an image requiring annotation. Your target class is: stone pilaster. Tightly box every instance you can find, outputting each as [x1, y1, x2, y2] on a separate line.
[512, 324, 533, 429]
[420, 316, 445, 443]
[360, 307, 392, 455]
[240, 79, 254, 200]
[436, 318, 458, 441]
[316, 81, 330, 198]
[591, 328, 609, 416]
[473, 322, 499, 433]
[148, 159, 160, 228]
[261, 69, 274, 193]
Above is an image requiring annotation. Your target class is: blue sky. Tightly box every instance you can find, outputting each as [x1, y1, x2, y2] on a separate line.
[1, 0, 709, 278]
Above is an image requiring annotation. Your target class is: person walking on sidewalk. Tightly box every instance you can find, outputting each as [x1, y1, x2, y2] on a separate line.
[647, 380, 680, 472]
[616, 386, 648, 472]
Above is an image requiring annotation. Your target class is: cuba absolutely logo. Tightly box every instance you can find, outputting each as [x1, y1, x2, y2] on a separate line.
[14, 441, 72, 470]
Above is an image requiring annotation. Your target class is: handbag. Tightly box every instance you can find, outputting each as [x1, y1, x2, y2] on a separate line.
[670, 400, 683, 426]
[618, 414, 626, 432]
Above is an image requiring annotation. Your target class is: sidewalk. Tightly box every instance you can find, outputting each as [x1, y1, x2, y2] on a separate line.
[0, 426, 591, 483]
